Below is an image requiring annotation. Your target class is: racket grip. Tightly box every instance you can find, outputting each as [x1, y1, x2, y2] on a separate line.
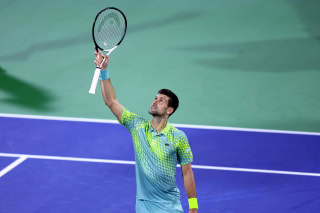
[89, 67, 101, 94]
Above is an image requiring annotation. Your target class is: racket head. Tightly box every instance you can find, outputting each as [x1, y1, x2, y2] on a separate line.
[92, 7, 127, 52]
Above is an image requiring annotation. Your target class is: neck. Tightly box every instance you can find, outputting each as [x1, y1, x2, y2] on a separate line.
[151, 116, 168, 133]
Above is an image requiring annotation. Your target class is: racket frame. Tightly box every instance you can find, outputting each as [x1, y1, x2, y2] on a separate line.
[89, 7, 127, 94]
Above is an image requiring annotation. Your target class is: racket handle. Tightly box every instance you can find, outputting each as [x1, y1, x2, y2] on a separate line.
[89, 67, 101, 94]
[89, 56, 107, 94]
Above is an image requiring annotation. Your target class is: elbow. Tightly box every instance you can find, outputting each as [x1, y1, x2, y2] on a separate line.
[104, 101, 112, 107]
[104, 99, 117, 108]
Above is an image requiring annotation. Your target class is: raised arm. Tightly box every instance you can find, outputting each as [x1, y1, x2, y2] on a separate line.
[94, 49, 123, 121]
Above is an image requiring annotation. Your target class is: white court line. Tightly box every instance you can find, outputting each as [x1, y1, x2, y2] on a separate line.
[0, 113, 119, 124]
[1, 153, 319, 177]
[0, 113, 320, 136]
[0, 153, 135, 165]
[0, 156, 27, 178]
[189, 165, 320, 177]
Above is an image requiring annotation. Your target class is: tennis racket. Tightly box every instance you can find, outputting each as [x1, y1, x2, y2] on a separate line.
[89, 7, 127, 94]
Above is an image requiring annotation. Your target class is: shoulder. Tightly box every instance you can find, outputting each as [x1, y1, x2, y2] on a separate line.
[169, 125, 188, 141]
[120, 107, 148, 130]
[121, 107, 144, 121]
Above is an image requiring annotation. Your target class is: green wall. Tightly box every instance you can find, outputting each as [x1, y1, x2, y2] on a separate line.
[0, 0, 319, 132]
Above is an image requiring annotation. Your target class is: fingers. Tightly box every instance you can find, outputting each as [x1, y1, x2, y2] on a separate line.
[93, 47, 110, 69]
[94, 51, 102, 67]
[103, 54, 109, 61]
[93, 46, 100, 53]
[100, 54, 109, 70]
[94, 46, 103, 56]
[97, 47, 103, 57]
[94, 59, 100, 67]
[93, 51, 109, 69]
[94, 53, 106, 61]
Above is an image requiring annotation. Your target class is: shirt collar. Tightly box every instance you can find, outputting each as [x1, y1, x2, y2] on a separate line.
[149, 121, 172, 136]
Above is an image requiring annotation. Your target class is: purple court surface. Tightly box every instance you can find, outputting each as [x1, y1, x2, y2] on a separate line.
[1, 115, 320, 213]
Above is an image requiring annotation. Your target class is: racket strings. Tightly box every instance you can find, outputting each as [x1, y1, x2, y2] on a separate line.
[94, 9, 126, 50]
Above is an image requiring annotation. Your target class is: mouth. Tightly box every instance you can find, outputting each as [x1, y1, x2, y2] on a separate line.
[150, 106, 157, 112]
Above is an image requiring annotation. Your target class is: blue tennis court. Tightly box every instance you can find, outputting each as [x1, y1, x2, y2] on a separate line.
[1, 115, 319, 213]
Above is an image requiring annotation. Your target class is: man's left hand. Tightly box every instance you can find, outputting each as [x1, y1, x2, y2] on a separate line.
[189, 209, 198, 213]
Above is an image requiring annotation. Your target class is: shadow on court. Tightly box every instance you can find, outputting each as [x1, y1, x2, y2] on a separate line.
[174, 1, 320, 73]
[0, 11, 203, 62]
[175, 36, 320, 72]
[0, 66, 55, 111]
[287, 0, 320, 42]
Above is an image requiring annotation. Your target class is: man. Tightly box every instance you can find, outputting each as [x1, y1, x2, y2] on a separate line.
[94, 50, 198, 213]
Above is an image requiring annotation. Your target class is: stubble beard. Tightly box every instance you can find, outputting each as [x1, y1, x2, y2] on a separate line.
[149, 107, 164, 117]
[149, 109, 159, 116]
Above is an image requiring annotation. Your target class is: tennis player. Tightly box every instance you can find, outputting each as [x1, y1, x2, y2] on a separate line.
[94, 50, 198, 213]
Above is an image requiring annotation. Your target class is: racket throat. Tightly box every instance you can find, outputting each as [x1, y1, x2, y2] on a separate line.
[106, 46, 118, 56]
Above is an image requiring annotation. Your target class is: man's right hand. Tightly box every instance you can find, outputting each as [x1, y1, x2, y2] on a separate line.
[94, 48, 109, 70]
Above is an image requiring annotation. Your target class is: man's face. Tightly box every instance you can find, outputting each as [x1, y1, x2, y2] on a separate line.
[149, 94, 172, 117]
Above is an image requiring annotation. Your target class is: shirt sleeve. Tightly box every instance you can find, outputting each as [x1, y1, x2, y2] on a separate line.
[119, 107, 144, 133]
[176, 132, 193, 165]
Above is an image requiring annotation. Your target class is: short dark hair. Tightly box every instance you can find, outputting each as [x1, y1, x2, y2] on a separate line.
[158, 89, 179, 116]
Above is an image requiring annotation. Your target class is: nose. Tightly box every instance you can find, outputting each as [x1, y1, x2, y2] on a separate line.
[152, 99, 158, 106]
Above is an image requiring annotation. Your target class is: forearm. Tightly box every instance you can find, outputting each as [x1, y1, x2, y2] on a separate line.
[183, 169, 197, 198]
[94, 52, 117, 106]
[182, 166, 198, 212]
[94, 49, 123, 121]
[100, 78, 117, 107]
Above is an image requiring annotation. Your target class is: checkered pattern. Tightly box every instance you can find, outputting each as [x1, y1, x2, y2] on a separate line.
[120, 107, 193, 202]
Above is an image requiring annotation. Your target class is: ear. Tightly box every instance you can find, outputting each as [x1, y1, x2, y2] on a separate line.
[167, 107, 174, 116]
